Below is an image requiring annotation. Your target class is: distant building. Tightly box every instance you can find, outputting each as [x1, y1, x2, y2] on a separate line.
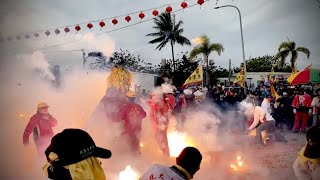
[218, 72, 291, 88]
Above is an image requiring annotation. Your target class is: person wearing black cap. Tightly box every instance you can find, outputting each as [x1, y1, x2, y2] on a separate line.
[293, 125, 320, 180]
[43, 129, 112, 180]
[140, 147, 202, 180]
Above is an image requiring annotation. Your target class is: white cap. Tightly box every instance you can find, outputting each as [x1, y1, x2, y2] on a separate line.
[161, 83, 174, 94]
[194, 90, 203, 98]
[183, 89, 192, 95]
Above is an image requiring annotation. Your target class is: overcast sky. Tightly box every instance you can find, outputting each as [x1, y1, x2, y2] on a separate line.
[1, 0, 319, 70]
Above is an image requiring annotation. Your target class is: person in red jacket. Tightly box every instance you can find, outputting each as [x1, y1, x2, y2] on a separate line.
[23, 102, 57, 155]
[292, 88, 312, 133]
[149, 84, 176, 156]
[118, 90, 146, 154]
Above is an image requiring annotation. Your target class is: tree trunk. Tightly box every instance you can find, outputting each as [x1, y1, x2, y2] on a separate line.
[205, 55, 210, 86]
[171, 40, 175, 72]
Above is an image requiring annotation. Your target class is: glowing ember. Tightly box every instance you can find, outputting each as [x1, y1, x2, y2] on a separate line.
[230, 155, 245, 172]
[168, 131, 193, 157]
[118, 165, 138, 180]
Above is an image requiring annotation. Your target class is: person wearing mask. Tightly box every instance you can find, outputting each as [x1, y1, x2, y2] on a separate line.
[293, 125, 320, 180]
[140, 147, 202, 180]
[245, 101, 287, 146]
[118, 90, 146, 154]
[292, 88, 312, 133]
[311, 89, 320, 126]
[43, 128, 112, 180]
[23, 102, 57, 155]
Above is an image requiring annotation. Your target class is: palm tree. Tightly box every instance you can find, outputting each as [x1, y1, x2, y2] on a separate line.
[274, 41, 310, 70]
[189, 34, 224, 86]
[146, 12, 191, 72]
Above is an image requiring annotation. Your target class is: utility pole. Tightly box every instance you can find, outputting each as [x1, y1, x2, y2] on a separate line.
[228, 59, 231, 86]
[81, 49, 86, 68]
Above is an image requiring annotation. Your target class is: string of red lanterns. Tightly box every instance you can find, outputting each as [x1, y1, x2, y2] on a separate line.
[0, 0, 208, 43]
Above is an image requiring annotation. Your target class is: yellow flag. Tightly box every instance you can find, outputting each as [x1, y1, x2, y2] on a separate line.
[233, 67, 245, 87]
[182, 66, 203, 88]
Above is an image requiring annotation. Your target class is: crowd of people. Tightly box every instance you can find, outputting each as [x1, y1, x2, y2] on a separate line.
[21, 76, 320, 179]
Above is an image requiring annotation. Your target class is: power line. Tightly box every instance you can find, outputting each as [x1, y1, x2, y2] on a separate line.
[8, 0, 212, 55]
[7, 0, 196, 36]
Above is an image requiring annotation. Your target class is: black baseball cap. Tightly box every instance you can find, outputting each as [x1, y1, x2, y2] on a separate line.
[304, 125, 320, 159]
[45, 129, 112, 166]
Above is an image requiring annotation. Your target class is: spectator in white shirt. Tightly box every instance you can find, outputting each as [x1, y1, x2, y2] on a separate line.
[311, 89, 320, 126]
[261, 95, 273, 115]
[245, 101, 287, 146]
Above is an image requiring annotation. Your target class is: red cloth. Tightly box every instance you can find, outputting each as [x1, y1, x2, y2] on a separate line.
[23, 112, 57, 145]
[118, 102, 146, 134]
[293, 111, 309, 131]
[292, 94, 312, 112]
[164, 94, 176, 112]
[101, 96, 126, 121]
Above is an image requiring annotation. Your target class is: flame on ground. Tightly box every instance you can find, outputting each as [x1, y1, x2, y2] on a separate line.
[230, 155, 245, 172]
[168, 131, 194, 157]
[118, 165, 139, 180]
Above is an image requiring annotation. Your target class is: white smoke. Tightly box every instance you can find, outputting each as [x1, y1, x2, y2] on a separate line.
[17, 51, 56, 81]
[0, 51, 299, 180]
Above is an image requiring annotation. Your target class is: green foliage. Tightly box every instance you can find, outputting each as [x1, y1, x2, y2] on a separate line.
[87, 50, 157, 73]
[274, 41, 310, 69]
[146, 12, 191, 71]
[189, 35, 224, 61]
[246, 55, 292, 72]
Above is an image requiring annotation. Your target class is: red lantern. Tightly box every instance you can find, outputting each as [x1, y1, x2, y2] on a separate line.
[112, 19, 118, 25]
[55, 29, 60, 34]
[139, 12, 145, 19]
[181, 2, 188, 9]
[45, 30, 50, 36]
[87, 23, 93, 29]
[125, 16, 131, 22]
[197, 0, 204, 5]
[166, 6, 173, 13]
[64, 27, 70, 33]
[75, 25, 81, 31]
[99, 21, 105, 28]
[152, 10, 159, 16]
[34, 33, 39, 37]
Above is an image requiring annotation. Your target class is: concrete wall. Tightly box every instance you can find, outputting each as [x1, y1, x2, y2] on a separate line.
[218, 72, 292, 88]
[131, 72, 159, 93]
[245, 72, 291, 88]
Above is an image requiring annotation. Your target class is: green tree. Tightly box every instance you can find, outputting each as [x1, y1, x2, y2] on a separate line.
[87, 50, 156, 73]
[246, 55, 292, 72]
[189, 34, 224, 86]
[274, 41, 310, 69]
[146, 12, 191, 72]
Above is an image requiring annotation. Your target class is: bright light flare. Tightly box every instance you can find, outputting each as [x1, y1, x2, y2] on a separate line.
[118, 165, 138, 180]
[230, 154, 245, 172]
[192, 37, 204, 45]
[168, 131, 193, 157]
[140, 142, 144, 148]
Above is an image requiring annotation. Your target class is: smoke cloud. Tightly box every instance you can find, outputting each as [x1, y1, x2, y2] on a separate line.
[0, 51, 298, 180]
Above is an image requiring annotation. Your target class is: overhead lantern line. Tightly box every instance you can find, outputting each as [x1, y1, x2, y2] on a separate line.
[1, 0, 197, 40]
[6, 0, 212, 55]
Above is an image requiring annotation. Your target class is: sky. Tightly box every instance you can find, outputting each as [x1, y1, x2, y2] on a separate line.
[0, 0, 320, 70]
